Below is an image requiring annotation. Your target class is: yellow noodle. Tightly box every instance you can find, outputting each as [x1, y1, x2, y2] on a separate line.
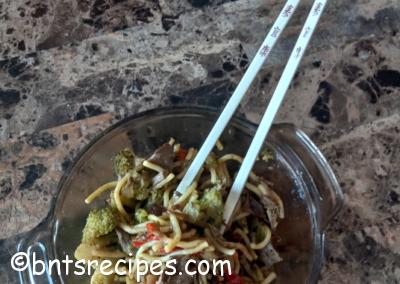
[119, 222, 171, 235]
[181, 229, 196, 239]
[205, 229, 236, 256]
[234, 229, 257, 259]
[250, 225, 271, 250]
[142, 160, 165, 173]
[185, 148, 196, 160]
[225, 241, 254, 261]
[176, 240, 205, 249]
[136, 240, 162, 260]
[148, 215, 169, 226]
[209, 166, 218, 184]
[173, 143, 180, 153]
[160, 242, 208, 262]
[232, 212, 250, 222]
[154, 173, 175, 190]
[216, 139, 224, 151]
[218, 161, 231, 187]
[204, 245, 215, 252]
[245, 182, 262, 196]
[164, 213, 181, 253]
[261, 272, 277, 284]
[218, 154, 259, 181]
[163, 185, 173, 207]
[168, 137, 175, 145]
[172, 181, 197, 207]
[257, 183, 267, 194]
[258, 183, 284, 218]
[85, 181, 118, 204]
[218, 153, 243, 163]
[114, 173, 131, 220]
[248, 172, 259, 182]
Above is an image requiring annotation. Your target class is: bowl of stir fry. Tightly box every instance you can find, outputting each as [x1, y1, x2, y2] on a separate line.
[17, 107, 343, 284]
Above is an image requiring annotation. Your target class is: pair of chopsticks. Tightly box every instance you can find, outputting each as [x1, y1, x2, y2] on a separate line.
[175, 0, 327, 230]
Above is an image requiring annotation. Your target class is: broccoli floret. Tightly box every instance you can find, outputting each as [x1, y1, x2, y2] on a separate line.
[133, 186, 150, 201]
[183, 186, 223, 226]
[135, 208, 148, 223]
[114, 148, 135, 177]
[199, 186, 223, 226]
[122, 170, 151, 201]
[146, 188, 163, 208]
[82, 207, 118, 244]
[183, 199, 202, 223]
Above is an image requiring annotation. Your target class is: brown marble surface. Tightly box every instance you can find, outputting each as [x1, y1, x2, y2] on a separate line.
[0, 0, 399, 283]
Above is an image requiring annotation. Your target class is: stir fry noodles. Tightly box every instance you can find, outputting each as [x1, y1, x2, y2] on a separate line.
[74, 139, 284, 284]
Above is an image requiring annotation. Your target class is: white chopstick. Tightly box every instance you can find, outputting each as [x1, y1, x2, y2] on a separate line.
[222, 0, 328, 228]
[175, 0, 301, 196]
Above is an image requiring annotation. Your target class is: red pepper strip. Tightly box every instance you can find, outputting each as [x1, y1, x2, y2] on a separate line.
[147, 235, 160, 241]
[132, 241, 145, 248]
[146, 223, 159, 234]
[132, 225, 161, 248]
[132, 235, 160, 248]
[177, 148, 187, 161]
[225, 272, 244, 284]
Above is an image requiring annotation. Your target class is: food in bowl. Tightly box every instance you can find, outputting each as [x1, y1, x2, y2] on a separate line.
[74, 138, 284, 284]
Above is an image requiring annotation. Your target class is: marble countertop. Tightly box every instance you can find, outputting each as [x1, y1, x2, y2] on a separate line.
[0, 0, 399, 283]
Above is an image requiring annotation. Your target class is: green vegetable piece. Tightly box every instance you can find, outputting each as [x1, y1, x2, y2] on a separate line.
[133, 186, 150, 201]
[199, 186, 223, 226]
[82, 207, 118, 244]
[147, 188, 163, 207]
[114, 148, 135, 177]
[135, 208, 149, 223]
[183, 199, 202, 223]
[183, 186, 223, 226]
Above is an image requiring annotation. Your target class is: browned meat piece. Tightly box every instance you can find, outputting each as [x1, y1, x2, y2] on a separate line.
[261, 195, 280, 229]
[147, 204, 164, 216]
[147, 143, 175, 171]
[239, 192, 268, 223]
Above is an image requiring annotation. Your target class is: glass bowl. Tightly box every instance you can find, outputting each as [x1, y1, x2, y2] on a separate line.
[11, 106, 343, 283]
